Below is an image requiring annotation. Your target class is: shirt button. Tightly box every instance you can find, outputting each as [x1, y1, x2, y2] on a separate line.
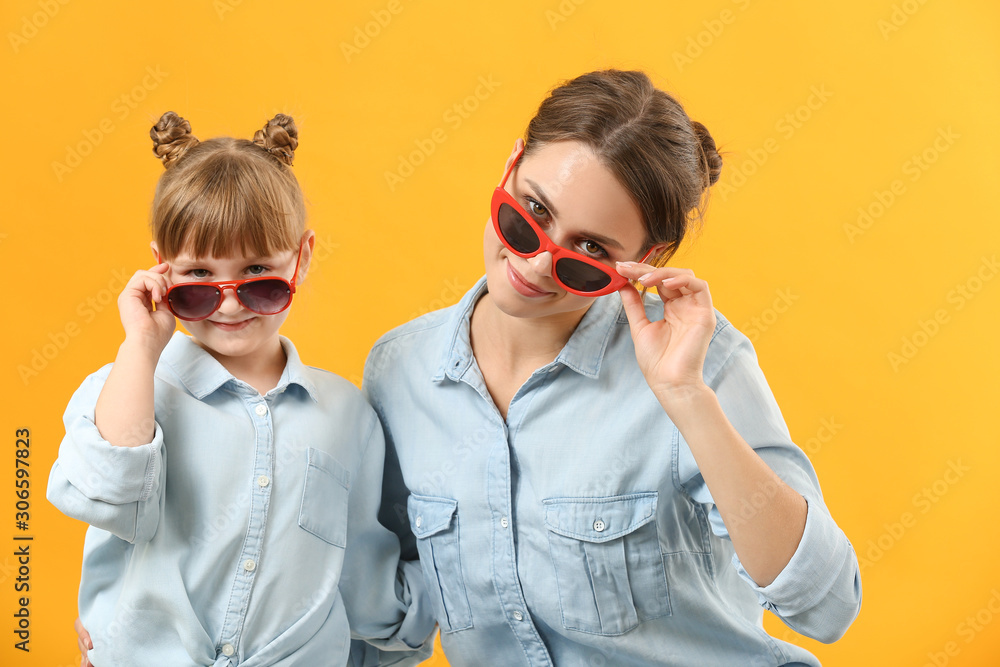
[415, 516, 422, 528]
[254, 404, 268, 416]
[257, 475, 270, 488]
[244, 559, 256, 572]
[512, 610, 524, 621]
[500, 516, 509, 528]
[593, 519, 606, 532]
[222, 643, 235, 656]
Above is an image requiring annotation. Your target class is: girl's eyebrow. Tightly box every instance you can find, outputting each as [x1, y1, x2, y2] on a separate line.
[523, 178, 625, 252]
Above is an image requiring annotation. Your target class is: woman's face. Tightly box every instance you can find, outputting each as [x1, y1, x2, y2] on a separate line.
[483, 140, 650, 321]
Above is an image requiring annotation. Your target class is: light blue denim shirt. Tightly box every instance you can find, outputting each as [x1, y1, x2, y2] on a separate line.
[364, 277, 862, 666]
[47, 333, 434, 667]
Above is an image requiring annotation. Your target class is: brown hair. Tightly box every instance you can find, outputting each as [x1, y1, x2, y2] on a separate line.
[149, 112, 306, 260]
[523, 70, 722, 265]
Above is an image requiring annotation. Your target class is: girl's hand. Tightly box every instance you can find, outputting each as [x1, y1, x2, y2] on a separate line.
[615, 262, 717, 404]
[74, 616, 93, 667]
[118, 263, 176, 355]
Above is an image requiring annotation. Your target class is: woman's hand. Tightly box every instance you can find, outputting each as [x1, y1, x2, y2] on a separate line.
[75, 616, 93, 667]
[118, 263, 176, 355]
[615, 262, 717, 404]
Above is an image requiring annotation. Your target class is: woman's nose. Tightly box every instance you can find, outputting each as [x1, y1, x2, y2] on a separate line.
[527, 250, 554, 277]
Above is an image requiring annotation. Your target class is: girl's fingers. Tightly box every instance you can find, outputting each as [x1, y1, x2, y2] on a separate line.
[123, 270, 171, 305]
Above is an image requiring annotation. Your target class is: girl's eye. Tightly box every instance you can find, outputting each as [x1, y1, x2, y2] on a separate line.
[246, 265, 267, 276]
[190, 269, 210, 279]
[579, 240, 608, 259]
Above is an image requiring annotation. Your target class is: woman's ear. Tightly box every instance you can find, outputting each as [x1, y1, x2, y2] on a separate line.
[294, 231, 316, 284]
[645, 243, 670, 265]
[501, 138, 525, 179]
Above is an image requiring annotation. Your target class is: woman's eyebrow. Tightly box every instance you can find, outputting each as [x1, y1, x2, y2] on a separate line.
[525, 178, 561, 218]
[524, 178, 625, 251]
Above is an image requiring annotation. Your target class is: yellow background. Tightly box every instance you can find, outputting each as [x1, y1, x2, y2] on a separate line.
[2, 0, 999, 665]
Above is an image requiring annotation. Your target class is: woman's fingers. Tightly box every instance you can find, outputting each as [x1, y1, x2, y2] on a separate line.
[75, 616, 93, 665]
[617, 282, 651, 339]
[616, 262, 708, 300]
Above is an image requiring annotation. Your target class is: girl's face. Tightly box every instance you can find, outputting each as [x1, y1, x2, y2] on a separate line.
[483, 140, 653, 321]
[160, 234, 313, 367]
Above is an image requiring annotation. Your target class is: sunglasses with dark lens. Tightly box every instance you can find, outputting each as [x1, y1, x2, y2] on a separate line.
[162, 242, 304, 321]
[490, 146, 654, 297]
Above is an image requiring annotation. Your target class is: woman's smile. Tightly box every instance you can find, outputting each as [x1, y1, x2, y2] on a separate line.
[506, 260, 553, 298]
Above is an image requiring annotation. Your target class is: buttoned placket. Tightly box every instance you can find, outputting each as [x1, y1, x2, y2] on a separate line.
[214, 385, 275, 664]
[457, 358, 555, 667]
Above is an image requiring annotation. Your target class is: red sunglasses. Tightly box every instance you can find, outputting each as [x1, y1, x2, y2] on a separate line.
[491, 146, 654, 297]
[161, 242, 304, 322]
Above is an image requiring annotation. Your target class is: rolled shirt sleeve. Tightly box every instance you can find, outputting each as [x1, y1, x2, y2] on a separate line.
[46, 365, 164, 544]
[679, 321, 862, 642]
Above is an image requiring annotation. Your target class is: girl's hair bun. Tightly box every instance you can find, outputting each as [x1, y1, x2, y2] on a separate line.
[253, 114, 298, 166]
[691, 121, 722, 187]
[150, 111, 199, 169]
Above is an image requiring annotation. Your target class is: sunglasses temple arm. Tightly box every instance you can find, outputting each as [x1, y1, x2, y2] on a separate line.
[499, 146, 525, 188]
[289, 240, 305, 293]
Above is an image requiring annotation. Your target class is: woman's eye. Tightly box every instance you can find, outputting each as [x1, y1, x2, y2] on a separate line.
[579, 240, 608, 258]
[246, 265, 267, 276]
[527, 199, 548, 218]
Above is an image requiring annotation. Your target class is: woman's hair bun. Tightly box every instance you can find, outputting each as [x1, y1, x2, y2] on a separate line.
[253, 114, 298, 166]
[691, 121, 722, 187]
[150, 111, 199, 169]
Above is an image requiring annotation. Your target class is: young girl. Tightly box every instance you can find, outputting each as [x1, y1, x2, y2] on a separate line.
[365, 70, 862, 665]
[48, 112, 434, 666]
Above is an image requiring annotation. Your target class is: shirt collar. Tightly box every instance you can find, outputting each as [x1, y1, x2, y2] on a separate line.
[434, 276, 624, 382]
[159, 332, 319, 401]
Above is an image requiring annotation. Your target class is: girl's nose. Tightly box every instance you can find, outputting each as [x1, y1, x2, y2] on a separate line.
[216, 287, 243, 315]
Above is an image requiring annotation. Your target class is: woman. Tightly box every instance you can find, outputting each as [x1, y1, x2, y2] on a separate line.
[364, 69, 861, 665]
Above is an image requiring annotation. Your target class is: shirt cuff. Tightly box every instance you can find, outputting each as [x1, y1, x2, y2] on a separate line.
[732, 496, 848, 615]
[59, 413, 163, 505]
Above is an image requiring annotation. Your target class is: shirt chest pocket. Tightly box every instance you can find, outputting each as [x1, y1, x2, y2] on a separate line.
[298, 448, 350, 548]
[543, 492, 671, 636]
[407, 494, 473, 633]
